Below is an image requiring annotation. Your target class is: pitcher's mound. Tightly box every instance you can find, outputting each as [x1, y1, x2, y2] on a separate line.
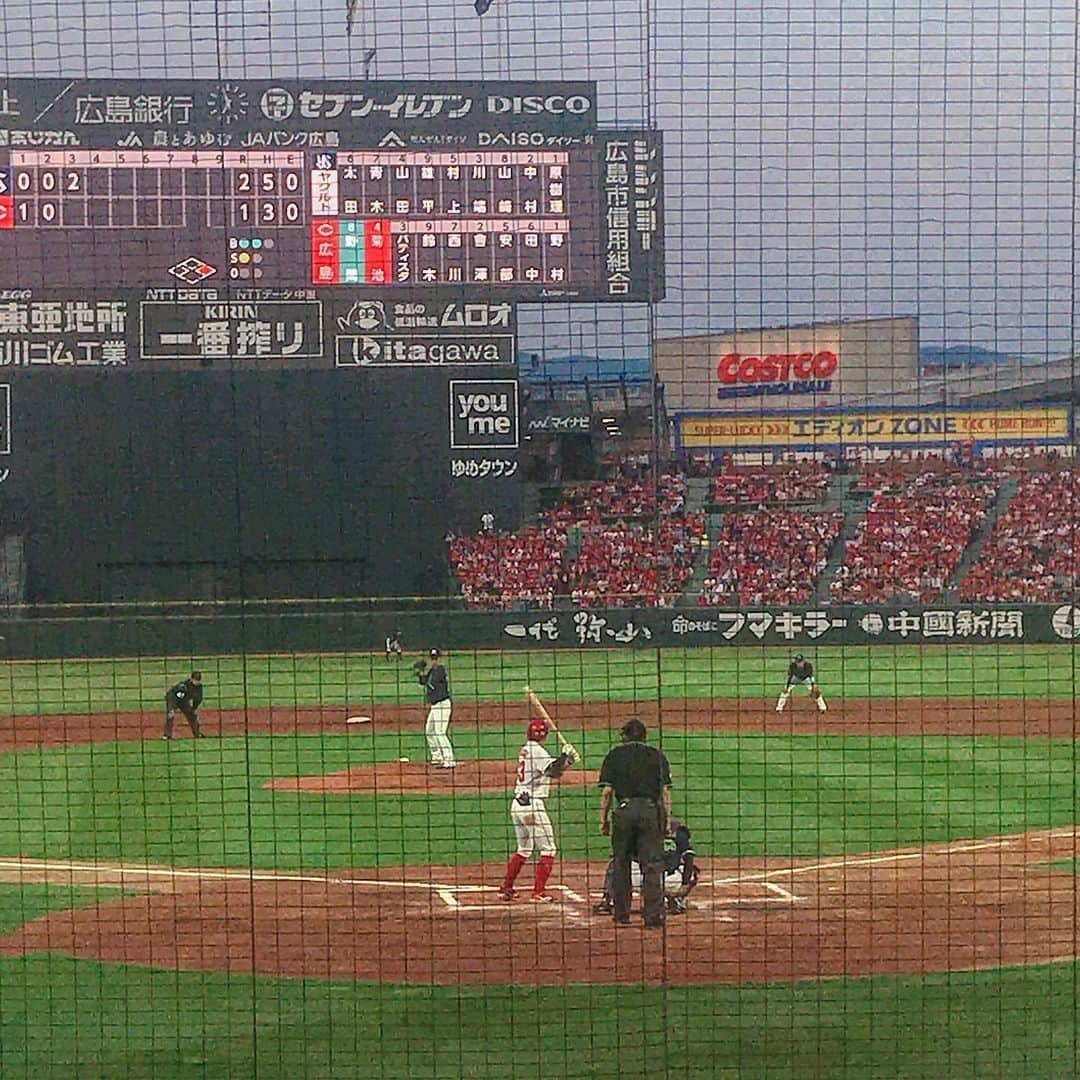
[265, 759, 599, 795]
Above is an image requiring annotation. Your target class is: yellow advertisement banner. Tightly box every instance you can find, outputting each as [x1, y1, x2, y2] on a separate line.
[678, 407, 1071, 449]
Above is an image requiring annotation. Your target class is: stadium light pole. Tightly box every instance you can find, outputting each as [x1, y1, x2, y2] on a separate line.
[575, 318, 597, 359]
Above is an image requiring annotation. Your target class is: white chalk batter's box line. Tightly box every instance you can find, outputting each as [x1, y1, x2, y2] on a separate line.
[0, 830, 1069, 917]
[0, 856, 594, 915]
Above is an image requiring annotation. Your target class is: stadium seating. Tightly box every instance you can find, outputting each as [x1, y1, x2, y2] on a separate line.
[567, 516, 705, 608]
[959, 465, 1080, 602]
[710, 462, 830, 506]
[831, 461, 1003, 604]
[698, 508, 842, 606]
[447, 472, 703, 609]
[447, 526, 568, 610]
[544, 471, 688, 525]
[449, 454, 1080, 609]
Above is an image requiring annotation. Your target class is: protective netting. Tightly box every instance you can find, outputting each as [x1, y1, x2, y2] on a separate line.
[0, 1, 1076, 1077]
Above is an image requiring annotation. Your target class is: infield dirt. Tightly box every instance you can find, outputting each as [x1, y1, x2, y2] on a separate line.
[0, 696, 1075, 753]
[0, 697, 1078, 986]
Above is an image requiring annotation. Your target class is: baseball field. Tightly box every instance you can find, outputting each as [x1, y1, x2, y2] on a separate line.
[0, 641, 1078, 1078]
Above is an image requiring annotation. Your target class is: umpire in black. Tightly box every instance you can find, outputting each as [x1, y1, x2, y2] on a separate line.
[163, 670, 205, 740]
[597, 718, 673, 928]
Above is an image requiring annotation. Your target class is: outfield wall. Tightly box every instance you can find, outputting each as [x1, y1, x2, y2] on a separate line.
[5, 369, 521, 604]
[0, 602, 1074, 659]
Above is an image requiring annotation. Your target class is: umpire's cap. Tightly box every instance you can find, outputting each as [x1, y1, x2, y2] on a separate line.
[429, 648, 442, 658]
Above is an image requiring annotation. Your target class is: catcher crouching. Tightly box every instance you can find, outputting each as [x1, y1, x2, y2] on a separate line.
[593, 818, 699, 915]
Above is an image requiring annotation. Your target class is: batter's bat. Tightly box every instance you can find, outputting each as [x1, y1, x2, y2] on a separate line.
[524, 685, 577, 758]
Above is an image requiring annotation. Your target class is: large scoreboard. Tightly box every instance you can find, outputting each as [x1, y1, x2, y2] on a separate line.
[0, 79, 664, 305]
[0, 80, 665, 602]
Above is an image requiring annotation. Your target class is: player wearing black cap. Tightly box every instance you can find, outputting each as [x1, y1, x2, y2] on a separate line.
[776, 654, 827, 713]
[414, 648, 455, 767]
[163, 670, 205, 740]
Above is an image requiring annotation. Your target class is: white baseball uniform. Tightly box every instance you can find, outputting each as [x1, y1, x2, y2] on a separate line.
[511, 740, 557, 857]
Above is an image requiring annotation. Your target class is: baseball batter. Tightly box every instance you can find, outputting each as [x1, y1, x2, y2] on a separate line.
[497, 718, 577, 902]
[776, 653, 827, 713]
[415, 648, 455, 767]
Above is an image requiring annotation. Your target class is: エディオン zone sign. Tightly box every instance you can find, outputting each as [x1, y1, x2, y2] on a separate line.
[674, 405, 1072, 450]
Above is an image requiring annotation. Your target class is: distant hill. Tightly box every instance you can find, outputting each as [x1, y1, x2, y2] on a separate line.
[919, 345, 1041, 370]
[522, 354, 652, 382]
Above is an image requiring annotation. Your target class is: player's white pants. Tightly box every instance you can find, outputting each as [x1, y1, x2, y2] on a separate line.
[425, 700, 454, 764]
[510, 798, 557, 857]
[777, 678, 827, 713]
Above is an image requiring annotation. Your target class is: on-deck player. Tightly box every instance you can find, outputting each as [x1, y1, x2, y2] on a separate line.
[776, 653, 827, 713]
[497, 717, 577, 902]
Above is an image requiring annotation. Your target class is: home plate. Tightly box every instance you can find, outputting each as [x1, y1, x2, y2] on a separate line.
[346, 716, 373, 724]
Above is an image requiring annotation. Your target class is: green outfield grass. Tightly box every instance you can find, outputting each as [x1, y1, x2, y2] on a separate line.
[0, 732, 1075, 869]
[0, 643, 1078, 716]
[0, 643, 1077, 1078]
[0, 956, 1076, 1079]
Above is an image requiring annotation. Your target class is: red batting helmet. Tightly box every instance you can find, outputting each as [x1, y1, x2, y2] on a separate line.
[527, 718, 549, 742]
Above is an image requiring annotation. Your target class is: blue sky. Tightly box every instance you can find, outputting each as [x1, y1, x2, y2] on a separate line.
[0, 0, 1075, 360]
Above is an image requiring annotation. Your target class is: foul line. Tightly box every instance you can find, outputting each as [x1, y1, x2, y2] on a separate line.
[701, 837, 1018, 889]
[0, 856, 491, 894]
[0, 856, 592, 916]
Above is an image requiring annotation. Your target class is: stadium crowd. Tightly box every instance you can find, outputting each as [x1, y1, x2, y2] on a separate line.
[543, 472, 687, 526]
[447, 471, 703, 609]
[710, 462, 830, 506]
[959, 465, 1080, 602]
[449, 450, 1079, 609]
[698, 508, 842, 606]
[830, 461, 1004, 603]
[567, 517, 705, 608]
[447, 525, 567, 610]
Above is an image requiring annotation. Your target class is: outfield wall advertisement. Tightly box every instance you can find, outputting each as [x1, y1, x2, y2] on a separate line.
[1, 602, 1077, 659]
[675, 404, 1072, 451]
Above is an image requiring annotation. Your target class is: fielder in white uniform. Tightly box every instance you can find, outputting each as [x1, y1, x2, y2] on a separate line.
[416, 648, 455, 767]
[497, 718, 577, 902]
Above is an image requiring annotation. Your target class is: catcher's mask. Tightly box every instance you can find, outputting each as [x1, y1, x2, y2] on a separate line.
[527, 719, 549, 742]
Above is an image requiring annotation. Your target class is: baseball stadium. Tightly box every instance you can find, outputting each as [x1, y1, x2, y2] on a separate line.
[0, 2, 1078, 1078]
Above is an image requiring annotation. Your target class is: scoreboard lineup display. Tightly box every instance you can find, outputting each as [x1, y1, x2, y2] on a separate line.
[0, 79, 664, 303]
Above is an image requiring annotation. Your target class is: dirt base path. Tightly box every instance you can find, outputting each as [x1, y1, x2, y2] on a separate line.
[1, 827, 1079, 985]
[0, 697, 1076, 754]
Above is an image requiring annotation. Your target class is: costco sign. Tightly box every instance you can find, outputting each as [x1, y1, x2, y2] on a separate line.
[716, 350, 837, 400]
